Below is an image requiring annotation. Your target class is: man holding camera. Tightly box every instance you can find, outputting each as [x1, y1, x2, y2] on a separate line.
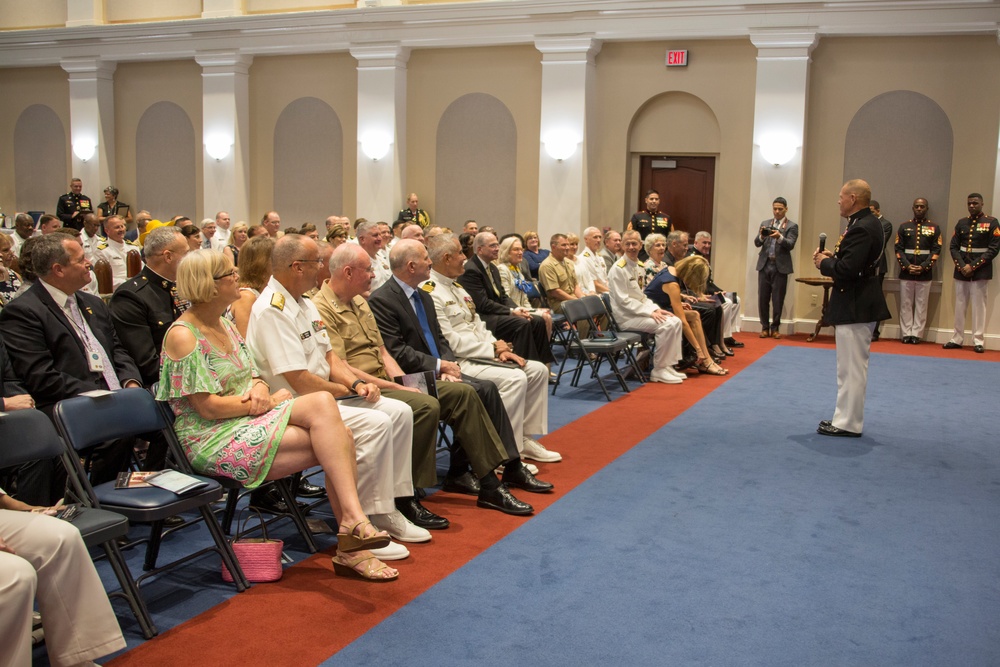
[754, 196, 798, 338]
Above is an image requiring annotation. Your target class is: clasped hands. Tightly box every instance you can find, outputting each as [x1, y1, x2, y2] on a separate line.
[241, 382, 292, 415]
[813, 247, 833, 269]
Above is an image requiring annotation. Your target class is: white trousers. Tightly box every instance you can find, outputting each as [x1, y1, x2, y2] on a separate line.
[460, 358, 549, 450]
[617, 313, 683, 371]
[721, 295, 740, 338]
[898, 280, 931, 339]
[339, 396, 414, 515]
[950, 279, 988, 346]
[831, 322, 875, 434]
[0, 511, 126, 667]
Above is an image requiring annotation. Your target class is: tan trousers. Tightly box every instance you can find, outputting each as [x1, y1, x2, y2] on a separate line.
[0, 510, 125, 667]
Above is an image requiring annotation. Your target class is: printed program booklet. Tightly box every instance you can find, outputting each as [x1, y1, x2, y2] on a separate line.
[115, 470, 209, 495]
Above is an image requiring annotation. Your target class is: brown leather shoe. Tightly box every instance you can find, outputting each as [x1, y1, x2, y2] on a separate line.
[759, 329, 770, 338]
[771, 331, 782, 340]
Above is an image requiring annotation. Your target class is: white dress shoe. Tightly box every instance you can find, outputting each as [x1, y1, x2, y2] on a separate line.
[521, 437, 562, 463]
[665, 366, 688, 380]
[649, 369, 683, 384]
[370, 510, 432, 543]
[368, 540, 410, 561]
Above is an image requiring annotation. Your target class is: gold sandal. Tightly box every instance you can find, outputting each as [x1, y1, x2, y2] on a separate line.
[697, 359, 729, 376]
[337, 519, 390, 553]
[332, 551, 399, 582]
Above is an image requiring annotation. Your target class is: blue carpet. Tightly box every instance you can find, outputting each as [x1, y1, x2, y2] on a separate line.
[324, 347, 1000, 666]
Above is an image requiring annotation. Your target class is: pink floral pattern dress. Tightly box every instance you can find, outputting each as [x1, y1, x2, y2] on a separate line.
[155, 318, 292, 489]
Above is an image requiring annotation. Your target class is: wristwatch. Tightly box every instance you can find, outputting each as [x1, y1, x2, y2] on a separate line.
[351, 379, 365, 392]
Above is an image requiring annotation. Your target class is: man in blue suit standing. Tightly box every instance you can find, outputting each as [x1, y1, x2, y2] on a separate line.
[754, 196, 798, 338]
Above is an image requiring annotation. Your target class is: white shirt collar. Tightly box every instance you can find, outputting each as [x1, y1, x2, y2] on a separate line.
[39, 278, 73, 309]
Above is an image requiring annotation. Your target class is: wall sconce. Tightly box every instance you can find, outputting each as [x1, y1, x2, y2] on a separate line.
[360, 131, 392, 161]
[543, 130, 580, 162]
[758, 133, 799, 167]
[73, 140, 96, 162]
[205, 135, 233, 161]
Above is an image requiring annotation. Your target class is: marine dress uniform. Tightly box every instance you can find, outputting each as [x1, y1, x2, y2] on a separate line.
[947, 212, 1000, 349]
[894, 218, 942, 343]
[426, 269, 550, 458]
[56, 191, 93, 230]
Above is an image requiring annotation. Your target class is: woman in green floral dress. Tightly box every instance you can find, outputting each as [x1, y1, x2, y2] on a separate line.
[157, 250, 397, 582]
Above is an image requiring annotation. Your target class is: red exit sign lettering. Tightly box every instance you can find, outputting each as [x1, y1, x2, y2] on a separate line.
[666, 50, 688, 67]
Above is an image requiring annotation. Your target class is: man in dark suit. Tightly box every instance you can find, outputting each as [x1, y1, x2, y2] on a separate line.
[460, 232, 554, 364]
[0, 234, 142, 503]
[369, 240, 553, 516]
[814, 179, 891, 438]
[868, 200, 893, 341]
[754, 196, 799, 339]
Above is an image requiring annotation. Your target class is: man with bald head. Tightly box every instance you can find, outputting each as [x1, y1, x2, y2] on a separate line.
[94, 215, 141, 290]
[813, 179, 890, 437]
[369, 240, 553, 515]
[460, 231, 554, 366]
[400, 224, 426, 245]
[261, 211, 282, 239]
[579, 226, 610, 294]
[212, 211, 232, 250]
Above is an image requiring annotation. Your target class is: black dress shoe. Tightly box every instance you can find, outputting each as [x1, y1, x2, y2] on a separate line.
[943, 341, 961, 350]
[249, 487, 306, 514]
[871, 332, 880, 341]
[722, 348, 735, 357]
[502, 464, 554, 493]
[162, 515, 185, 528]
[724, 337, 744, 348]
[819, 420, 832, 428]
[974, 345, 985, 354]
[477, 484, 533, 515]
[910, 337, 919, 345]
[817, 423, 862, 438]
[296, 481, 327, 499]
[441, 471, 481, 496]
[396, 496, 450, 530]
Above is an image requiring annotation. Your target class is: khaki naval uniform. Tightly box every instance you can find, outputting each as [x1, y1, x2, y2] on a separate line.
[246, 277, 414, 515]
[311, 281, 443, 489]
[94, 238, 141, 290]
[607, 255, 683, 371]
[426, 270, 549, 452]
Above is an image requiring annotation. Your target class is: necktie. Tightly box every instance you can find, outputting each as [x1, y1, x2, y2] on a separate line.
[410, 291, 440, 358]
[484, 262, 500, 297]
[65, 296, 121, 390]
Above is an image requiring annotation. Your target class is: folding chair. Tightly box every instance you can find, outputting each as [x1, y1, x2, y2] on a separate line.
[551, 296, 638, 401]
[598, 292, 649, 382]
[53, 389, 249, 607]
[0, 408, 156, 639]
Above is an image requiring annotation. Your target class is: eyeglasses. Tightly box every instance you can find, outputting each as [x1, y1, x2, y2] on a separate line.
[213, 269, 238, 280]
[289, 259, 325, 268]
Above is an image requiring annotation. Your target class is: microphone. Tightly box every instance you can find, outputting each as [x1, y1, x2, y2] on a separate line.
[818, 233, 827, 253]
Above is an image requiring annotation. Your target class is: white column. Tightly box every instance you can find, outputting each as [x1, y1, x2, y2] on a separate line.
[202, 0, 245, 19]
[743, 30, 818, 335]
[352, 44, 409, 223]
[535, 37, 601, 245]
[66, 0, 105, 27]
[61, 58, 116, 194]
[196, 51, 252, 225]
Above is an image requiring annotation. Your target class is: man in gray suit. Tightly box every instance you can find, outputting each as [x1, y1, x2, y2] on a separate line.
[754, 196, 799, 338]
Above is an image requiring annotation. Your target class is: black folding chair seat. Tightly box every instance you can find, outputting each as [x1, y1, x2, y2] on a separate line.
[551, 296, 637, 401]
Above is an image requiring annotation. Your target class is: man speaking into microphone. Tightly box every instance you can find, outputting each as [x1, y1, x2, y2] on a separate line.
[813, 179, 890, 438]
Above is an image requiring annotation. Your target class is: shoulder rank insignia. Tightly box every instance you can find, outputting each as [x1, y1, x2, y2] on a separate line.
[97, 241, 109, 250]
[637, 260, 646, 268]
[615, 258, 627, 268]
[421, 281, 435, 293]
[453, 281, 463, 290]
[270, 292, 285, 310]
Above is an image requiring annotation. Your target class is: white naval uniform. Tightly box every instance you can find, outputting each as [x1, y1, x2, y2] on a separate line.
[246, 276, 414, 516]
[370, 251, 393, 292]
[94, 238, 141, 290]
[80, 230, 102, 263]
[426, 269, 549, 449]
[580, 247, 609, 288]
[572, 255, 596, 294]
[607, 256, 683, 370]
[212, 227, 232, 251]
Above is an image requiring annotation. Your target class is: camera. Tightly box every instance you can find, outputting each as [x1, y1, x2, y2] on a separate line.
[761, 228, 774, 237]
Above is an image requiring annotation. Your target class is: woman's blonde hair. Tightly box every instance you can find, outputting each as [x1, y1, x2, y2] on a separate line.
[177, 249, 232, 304]
[523, 231, 539, 243]
[498, 236, 523, 265]
[237, 235, 275, 292]
[230, 221, 249, 236]
[674, 255, 709, 295]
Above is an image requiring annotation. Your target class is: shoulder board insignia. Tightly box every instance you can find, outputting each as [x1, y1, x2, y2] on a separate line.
[126, 239, 140, 247]
[453, 281, 463, 290]
[420, 281, 435, 293]
[270, 292, 285, 310]
[637, 260, 646, 268]
[582, 249, 592, 257]
[615, 258, 627, 268]
[97, 241, 109, 249]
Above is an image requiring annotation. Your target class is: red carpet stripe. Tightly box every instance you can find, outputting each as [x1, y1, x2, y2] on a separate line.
[108, 334, 992, 665]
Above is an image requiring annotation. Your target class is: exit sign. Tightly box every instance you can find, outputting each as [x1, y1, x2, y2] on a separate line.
[666, 50, 688, 67]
